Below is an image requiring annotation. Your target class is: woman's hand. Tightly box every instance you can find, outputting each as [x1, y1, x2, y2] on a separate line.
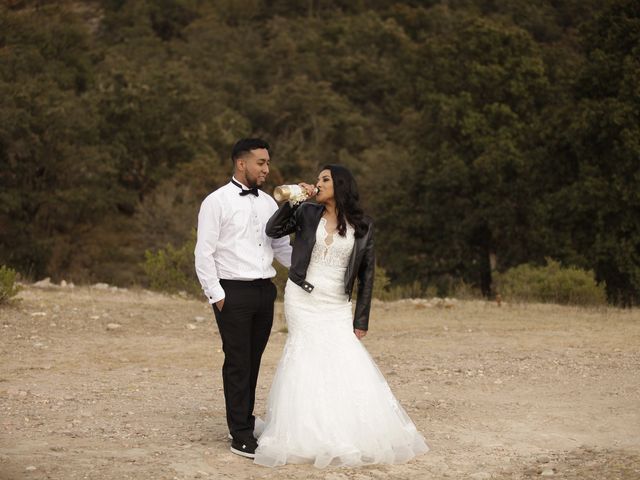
[298, 182, 317, 198]
[354, 329, 367, 339]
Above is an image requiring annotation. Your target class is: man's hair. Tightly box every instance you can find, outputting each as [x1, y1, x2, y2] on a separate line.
[231, 138, 270, 164]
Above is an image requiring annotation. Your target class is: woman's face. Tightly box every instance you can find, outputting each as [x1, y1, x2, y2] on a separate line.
[315, 169, 334, 204]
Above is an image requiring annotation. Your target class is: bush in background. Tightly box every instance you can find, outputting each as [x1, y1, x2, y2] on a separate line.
[373, 264, 391, 300]
[143, 233, 201, 297]
[0, 265, 21, 304]
[273, 262, 289, 300]
[495, 258, 607, 306]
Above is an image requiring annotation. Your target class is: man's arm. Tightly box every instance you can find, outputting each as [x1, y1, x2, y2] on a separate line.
[194, 196, 225, 305]
[272, 234, 292, 268]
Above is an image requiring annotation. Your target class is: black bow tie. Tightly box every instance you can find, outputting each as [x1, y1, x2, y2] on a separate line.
[240, 188, 259, 197]
[232, 179, 259, 197]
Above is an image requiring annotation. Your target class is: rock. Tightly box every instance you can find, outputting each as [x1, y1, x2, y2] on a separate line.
[60, 280, 67, 287]
[106, 323, 122, 331]
[187, 324, 197, 330]
[194, 316, 206, 322]
[541, 468, 555, 476]
[30, 312, 47, 317]
[33, 278, 52, 288]
[25, 466, 37, 472]
[92, 283, 110, 290]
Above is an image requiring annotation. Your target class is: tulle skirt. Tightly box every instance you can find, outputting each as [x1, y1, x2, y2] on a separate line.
[254, 263, 428, 468]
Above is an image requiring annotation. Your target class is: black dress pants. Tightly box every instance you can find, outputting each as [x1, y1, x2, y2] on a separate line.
[213, 278, 277, 442]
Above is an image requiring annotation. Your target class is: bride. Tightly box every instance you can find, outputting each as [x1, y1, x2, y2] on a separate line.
[256, 164, 428, 468]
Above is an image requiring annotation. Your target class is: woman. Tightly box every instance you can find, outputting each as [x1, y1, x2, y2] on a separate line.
[255, 165, 428, 468]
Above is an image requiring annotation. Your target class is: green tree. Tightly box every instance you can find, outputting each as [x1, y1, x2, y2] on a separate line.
[0, 5, 118, 278]
[371, 13, 551, 297]
[539, 0, 640, 304]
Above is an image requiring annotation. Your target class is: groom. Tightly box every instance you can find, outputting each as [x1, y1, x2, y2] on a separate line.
[194, 138, 292, 458]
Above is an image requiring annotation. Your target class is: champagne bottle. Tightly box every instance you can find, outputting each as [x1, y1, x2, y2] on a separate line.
[273, 184, 318, 203]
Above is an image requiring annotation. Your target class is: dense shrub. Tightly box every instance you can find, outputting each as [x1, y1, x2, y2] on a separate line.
[373, 264, 391, 300]
[0, 265, 20, 304]
[495, 259, 607, 305]
[143, 234, 201, 297]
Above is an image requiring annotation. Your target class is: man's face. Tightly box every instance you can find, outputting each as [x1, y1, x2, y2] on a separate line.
[237, 148, 270, 188]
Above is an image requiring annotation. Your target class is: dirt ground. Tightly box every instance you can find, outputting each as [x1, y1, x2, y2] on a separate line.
[1, 284, 639, 480]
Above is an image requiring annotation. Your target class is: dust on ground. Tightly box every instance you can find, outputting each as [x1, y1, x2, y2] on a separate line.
[1, 285, 639, 479]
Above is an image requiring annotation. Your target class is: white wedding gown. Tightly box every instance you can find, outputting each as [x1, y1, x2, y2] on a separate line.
[254, 219, 428, 468]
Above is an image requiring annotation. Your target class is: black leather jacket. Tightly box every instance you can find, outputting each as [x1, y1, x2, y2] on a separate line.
[266, 202, 375, 331]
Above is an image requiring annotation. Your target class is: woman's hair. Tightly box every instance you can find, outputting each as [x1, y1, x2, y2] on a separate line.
[322, 164, 368, 238]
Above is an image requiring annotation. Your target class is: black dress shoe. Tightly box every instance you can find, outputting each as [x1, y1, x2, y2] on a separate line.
[230, 437, 257, 458]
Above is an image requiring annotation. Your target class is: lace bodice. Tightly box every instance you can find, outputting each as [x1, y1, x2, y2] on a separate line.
[309, 218, 355, 268]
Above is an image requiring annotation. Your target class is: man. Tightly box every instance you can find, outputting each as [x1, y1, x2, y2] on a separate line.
[194, 138, 292, 458]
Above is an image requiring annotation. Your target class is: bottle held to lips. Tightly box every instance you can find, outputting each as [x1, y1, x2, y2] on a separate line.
[274, 184, 318, 204]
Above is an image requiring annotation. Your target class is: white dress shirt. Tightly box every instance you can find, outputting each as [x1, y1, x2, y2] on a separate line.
[194, 177, 292, 304]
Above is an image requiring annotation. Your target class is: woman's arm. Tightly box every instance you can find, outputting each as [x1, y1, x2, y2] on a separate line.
[353, 224, 375, 332]
[266, 202, 300, 238]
